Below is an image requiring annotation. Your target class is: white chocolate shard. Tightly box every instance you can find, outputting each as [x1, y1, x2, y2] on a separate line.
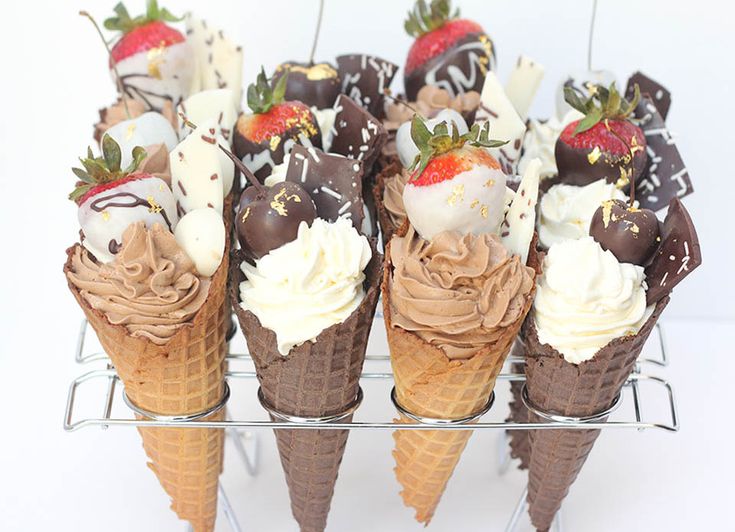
[174, 208, 225, 277]
[505, 55, 545, 121]
[170, 118, 224, 216]
[502, 158, 541, 264]
[178, 88, 238, 144]
[475, 72, 527, 175]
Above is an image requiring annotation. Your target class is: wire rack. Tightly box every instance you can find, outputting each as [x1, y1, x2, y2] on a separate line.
[64, 312, 678, 532]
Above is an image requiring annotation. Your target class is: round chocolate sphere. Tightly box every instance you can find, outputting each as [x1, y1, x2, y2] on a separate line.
[589, 199, 661, 266]
[272, 61, 342, 110]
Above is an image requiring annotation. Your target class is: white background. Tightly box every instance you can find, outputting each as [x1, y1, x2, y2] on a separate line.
[0, 0, 732, 531]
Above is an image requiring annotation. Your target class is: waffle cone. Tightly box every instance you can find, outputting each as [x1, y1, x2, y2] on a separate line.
[523, 296, 669, 531]
[382, 233, 539, 524]
[372, 160, 405, 247]
[64, 240, 230, 532]
[230, 242, 382, 532]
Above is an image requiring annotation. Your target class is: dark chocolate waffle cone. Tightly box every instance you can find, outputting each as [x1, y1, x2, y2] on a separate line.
[372, 160, 405, 247]
[230, 243, 382, 532]
[383, 234, 539, 524]
[523, 296, 669, 531]
[64, 240, 230, 532]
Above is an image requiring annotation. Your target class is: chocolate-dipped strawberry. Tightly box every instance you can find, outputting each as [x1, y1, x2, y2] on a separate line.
[233, 68, 322, 182]
[556, 83, 646, 188]
[103, 0, 193, 112]
[222, 145, 316, 260]
[403, 0, 495, 101]
[403, 115, 507, 240]
[71, 135, 178, 263]
[589, 199, 660, 266]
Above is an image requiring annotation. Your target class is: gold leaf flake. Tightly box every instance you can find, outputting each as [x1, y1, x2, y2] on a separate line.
[101, 211, 110, 221]
[147, 42, 166, 80]
[447, 184, 465, 206]
[480, 205, 488, 218]
[126, 123, 136, 141]
[269, 135, 282, 151]
[587, 146, 601, 165]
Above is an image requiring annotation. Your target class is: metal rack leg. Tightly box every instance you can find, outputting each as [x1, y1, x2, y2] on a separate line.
[497, 430, 512, 475]
[227, 411, 260, 476]
[504, 486, 563, 532]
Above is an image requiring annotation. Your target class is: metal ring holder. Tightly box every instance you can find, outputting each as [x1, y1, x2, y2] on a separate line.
[390, 386, 496, 425]
[122, 382, 231, 422]
[257, 386, 364, 424]
[520, 383, 622, 424]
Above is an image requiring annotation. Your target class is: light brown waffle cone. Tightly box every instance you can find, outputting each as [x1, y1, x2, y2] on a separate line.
[372, 160, 405, 248]
[382, 233, 539, 525]
[523, 296, 670, 532]
[64, 239, 230, 532]
[230, 242, 382, 532]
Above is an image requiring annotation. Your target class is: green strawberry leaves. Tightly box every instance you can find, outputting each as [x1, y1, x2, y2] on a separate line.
[409, 115, 507, 178]
[69, 135, 147, 203]
[405, 0, 460, 37]
[104, 0, 181, 34]
[247, 67, 288, 114]
[566, 82, 641, 136]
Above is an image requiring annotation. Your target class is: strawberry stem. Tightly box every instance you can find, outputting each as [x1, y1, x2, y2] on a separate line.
[80, 10, 130, 118]
[309, 0, 325, 66]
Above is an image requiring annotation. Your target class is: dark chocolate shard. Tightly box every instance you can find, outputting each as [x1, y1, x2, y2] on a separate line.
[329, 94, 387, 174]
[627, 71, 671, 120]
[286, 145, 365, 232]
[632, 95, 693, 211]
[644, 198, 701, 305]
[336, 54, 398, 120]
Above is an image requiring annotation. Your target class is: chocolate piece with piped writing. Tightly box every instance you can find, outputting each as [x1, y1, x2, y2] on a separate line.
[329, 94, 387, 173]
[644, 198, 701, 305]
[286, 145, 365, 231]
[336, 54, 398, 119]
[631, 95, 693, 211]
[627, 71, 671, 120]
[272, 61, 342, 110]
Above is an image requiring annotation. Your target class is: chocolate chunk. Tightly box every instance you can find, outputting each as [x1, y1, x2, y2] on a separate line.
[627, 71, 671, 120]
[286, 145, 365, 231]
[589, 199, 660, 266]
[404, 32, 495, 101]
[631, 95, 693, 211]
[644, 198, 701, 305]
[329, 94, 387, 174]
[272, 61, 342, 110]
[336, 54, 398, 120]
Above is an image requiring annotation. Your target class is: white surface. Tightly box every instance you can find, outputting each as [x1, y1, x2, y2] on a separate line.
[0, 0, 731, 531]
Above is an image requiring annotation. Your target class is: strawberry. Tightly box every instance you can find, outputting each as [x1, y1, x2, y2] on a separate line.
[234, 68, 322, 182]
[104, 1, 184, 65]
[402, 116, 508, 240]
[403, 0, 494, 100]
[556, 83, 647, 188]
[71, 135, 178, 263]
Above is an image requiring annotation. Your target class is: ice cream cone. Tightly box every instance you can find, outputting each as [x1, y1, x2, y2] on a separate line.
[522, 296, 669, 531]
[230, 242, 382, 532]
[64, 242, 230, 532]
[372, 159, 405, 247]
[382, 234, 539, 524]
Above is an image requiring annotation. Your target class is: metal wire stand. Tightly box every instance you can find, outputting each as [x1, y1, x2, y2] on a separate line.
[66, 316, 677, 531]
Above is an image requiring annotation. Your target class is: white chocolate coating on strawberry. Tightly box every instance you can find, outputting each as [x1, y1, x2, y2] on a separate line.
[396, 109, 468, 168]
[178, 88, 238, 144]
[502, 158, 541, 264]
[114, 41, 194, 112]
[475, 72, 526, 175]
[78, 176, 178, 264]
[174, 208, 225, 277]
[186, 15, 243, 107]
[170, 119, 224, 216]
[403, 163, 507, 241]
[504, 55, 545, 121]
[103, 112, 178, 169]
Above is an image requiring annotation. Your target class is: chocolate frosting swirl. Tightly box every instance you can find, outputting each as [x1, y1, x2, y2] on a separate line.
[383, 169, 410, 228]
[384, 86, 481, 130]
[389, 226, 534, 359]
[67, 222, 210, 345]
